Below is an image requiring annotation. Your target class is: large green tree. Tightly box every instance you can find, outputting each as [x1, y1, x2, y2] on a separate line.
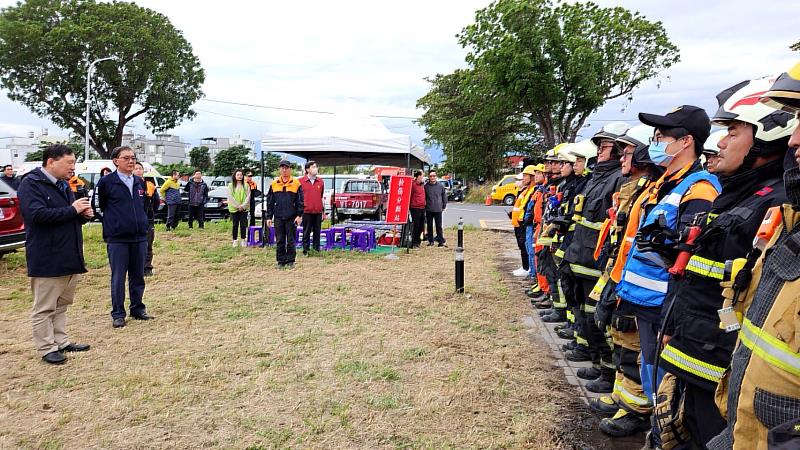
[458, 0, 680, 147]
[0, 0, 205, 159]
[416, 68, 540, 181]
[213, 145, 259, 177]
[189, 146, 212, 172]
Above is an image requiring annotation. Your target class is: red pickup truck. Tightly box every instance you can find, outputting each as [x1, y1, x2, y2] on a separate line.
[334, 179, 387, 221]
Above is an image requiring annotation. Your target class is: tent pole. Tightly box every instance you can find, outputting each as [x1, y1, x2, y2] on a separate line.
[332, 165, 337, 225]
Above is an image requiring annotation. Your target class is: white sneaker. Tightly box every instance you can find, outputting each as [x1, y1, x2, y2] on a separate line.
[232, 240, 238, 248]
[240, 240, 247, 247]
[512, 267, 529, 277]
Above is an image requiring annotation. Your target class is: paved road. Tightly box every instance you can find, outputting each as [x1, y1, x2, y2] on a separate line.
[443, 203, 513, 230]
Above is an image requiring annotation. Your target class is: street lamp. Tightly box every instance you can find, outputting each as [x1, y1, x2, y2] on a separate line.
[85, 56, 119, 161]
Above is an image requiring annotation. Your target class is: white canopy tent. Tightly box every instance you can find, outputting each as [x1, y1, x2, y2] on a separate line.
[261, 115, 432, 168]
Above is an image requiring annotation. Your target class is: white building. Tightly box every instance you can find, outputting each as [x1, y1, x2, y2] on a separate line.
[201, 134, 257, 161]
[122, 133, 190, 165]
[0, 129, 73, 168]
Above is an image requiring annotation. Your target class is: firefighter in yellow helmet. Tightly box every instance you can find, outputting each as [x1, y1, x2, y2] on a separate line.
[707, 62, 800, 450]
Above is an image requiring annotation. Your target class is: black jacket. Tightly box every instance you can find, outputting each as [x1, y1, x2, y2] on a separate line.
[661, 160, 787, 391]
[184, 179, 209, 206]
[93, 171, 149, 243]
[564, 159, 623, 274]
[1, 174, 20, 190]
[266, 176, 304, 220]
[16, 167, 87, 277]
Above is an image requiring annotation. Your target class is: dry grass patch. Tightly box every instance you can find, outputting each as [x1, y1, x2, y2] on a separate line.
[0, 221, 572, 449]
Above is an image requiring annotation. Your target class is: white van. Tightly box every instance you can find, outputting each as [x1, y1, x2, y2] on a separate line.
[20, 159, 161, 191]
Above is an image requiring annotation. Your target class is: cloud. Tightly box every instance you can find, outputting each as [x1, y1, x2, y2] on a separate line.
[0, 0, 797, 162]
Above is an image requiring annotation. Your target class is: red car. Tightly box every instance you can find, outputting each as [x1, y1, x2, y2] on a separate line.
[0, 178, 25, 258]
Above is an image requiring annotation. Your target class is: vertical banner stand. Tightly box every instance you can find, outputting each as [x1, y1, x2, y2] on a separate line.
[385, 225, 399, 260]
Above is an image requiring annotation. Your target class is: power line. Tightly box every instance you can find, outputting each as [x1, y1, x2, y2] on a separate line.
[199, 98, 420, 120]
[194, 108, 307, 128]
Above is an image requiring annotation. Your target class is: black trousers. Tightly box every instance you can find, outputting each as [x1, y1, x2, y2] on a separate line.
[107, 241, 147, 319]
[683, 381, 727, 449]
[302, 213, 323, 252]
[166, 204, 179, 229]
[514, 226, 530, 271]
[274, 217, 297, 265]
[410, 208, 425, 246]
[145, 225, 155, 272]
[188, 204, 205, 228]
[231, 211, 247, 240]
[426, 210, 445, 244]
[249, 197, 257, 226]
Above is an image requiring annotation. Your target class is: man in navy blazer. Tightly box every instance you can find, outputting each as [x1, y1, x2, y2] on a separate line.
[17, 144, 93, 365]
[93, 146, 152, 328]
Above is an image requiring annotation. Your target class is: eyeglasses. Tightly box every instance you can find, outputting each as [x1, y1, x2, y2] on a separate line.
[116, 156, 137, 162]
[623, 151, 635, 157]
[649, 135, 686, 145]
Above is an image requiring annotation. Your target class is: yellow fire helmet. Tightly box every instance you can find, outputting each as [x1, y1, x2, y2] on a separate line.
[522, 163, 546, 175]
[762, 61, 800, 114]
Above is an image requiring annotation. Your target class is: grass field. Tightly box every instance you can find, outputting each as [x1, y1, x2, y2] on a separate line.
[0, 222, 576, 449]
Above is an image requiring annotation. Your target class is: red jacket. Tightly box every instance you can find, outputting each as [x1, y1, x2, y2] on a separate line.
[299, 175, 325, 214]
[410, 180, 426, 209]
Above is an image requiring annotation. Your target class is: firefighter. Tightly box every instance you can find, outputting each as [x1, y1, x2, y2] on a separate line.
[613, 105, 721, 447]
[528, 164, 551, 305]
[539, 144, 587, 325]
[561, 124, 628, 391]
[536, 144, 568, 320]
[703, 130, 726, 174]
[655, 76, 797, 449]
[590, 124, 667, 436]
[546, 142, 593, 349]
[707, 62, 800, 450]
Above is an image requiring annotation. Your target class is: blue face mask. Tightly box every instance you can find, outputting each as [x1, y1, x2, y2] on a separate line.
[648, 141, 675, 167]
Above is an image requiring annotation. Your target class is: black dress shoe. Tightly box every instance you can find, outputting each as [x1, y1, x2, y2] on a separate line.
[427, 242, 434, 247]
[61, 343, 90, 352]
[143, 269, 153, 277]
[131, 312, 153, 320]
[113, 318, 126, 328]
[42, 351, 66, 365]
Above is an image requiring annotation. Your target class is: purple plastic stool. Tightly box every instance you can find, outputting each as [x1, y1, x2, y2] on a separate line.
[321, 228, 336, 250]
[247, 226, 263, 247]
[328, 226, 347, 249]
[350, 229, 371, 252]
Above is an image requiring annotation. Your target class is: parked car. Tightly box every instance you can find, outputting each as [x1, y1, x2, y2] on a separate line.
[334, 179, 387, 221]
[0, 178, 25, 258]
[490, 174, 519, 206]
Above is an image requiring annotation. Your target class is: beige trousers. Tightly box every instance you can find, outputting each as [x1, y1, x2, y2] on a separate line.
[30, 274, 81, 356]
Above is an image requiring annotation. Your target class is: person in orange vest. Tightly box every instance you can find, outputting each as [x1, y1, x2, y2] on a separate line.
[134, 162, 159, 276]
[521, 164, 548, 302]
[68, 174, 88, 199]
[245, 171, 260, 226]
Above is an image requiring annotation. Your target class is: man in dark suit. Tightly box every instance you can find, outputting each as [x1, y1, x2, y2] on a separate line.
[93, 146, 152, 328]
[17, 144, 93, 365]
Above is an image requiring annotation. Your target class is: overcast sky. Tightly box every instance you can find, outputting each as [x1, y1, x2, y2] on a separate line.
[0, 0, 797, 162]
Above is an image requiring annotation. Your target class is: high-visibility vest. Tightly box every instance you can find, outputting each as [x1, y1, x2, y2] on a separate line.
[511, 185, 534, 227]
[68, 175, 85, 192]
[615, 170, 721, 307]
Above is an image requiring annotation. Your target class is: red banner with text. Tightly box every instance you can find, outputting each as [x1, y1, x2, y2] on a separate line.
[385, 175, 413, 225]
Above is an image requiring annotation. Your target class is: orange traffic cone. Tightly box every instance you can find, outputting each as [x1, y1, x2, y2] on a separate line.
[485, 195, 492, 206]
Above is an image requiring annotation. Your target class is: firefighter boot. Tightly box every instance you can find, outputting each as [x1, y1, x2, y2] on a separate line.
[585, 377, 614, 394]
[542, 310, 567, 323]
[556, 326, 574, 339]
[576, 367, 601, 380]
[565, 345, 591, 362]
[589, 396, 619, 417]
[599, 409, 650, 438]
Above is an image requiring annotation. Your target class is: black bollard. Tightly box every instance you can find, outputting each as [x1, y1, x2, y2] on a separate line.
[455, 217, 464, 293]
